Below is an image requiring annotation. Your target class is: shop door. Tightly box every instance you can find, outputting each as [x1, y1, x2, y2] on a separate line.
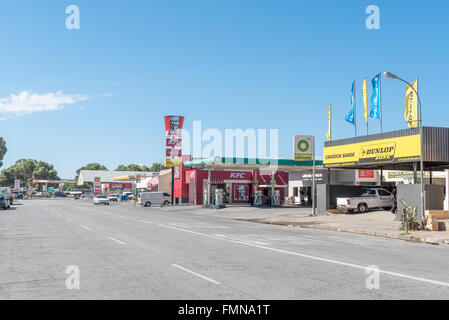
[189, 181, 195, 204]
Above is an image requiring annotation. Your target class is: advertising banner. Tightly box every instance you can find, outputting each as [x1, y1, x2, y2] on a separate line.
[233, 184, 249, 202]
[358, 169, 375, 179]
[370, 74, 380, 119]
[323, 134, 421, 167]
[93, 176, 101, 196]
[164, 115, 184, 167]
[293, 135, 314, 161]
[14, 179, 20, 190]
[404, 79, 418, 128]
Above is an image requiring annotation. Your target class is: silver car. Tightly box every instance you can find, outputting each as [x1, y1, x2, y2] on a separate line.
[93, 195, 110, 205]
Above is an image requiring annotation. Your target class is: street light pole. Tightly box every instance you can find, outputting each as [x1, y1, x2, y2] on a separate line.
[383, 72, 425, 223]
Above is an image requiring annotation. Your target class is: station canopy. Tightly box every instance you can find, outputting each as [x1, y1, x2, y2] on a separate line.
[183, 156, 323, 171]
[323, 127, 449, 171]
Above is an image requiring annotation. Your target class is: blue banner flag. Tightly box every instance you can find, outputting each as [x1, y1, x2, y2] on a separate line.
[345, 82, 355, 125]
[370, 74, 380, 119]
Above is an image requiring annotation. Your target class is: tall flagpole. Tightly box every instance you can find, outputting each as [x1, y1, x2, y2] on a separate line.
[379, 72, 383, 133]
[354, 81, 357, 137]
[365, 77, 369, 135]
[329, 103, 332, 140]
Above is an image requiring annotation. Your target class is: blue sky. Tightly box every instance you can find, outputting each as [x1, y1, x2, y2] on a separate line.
[0, 0, 448, 178]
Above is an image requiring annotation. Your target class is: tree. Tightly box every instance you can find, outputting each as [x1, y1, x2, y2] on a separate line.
[0, 159, 59, 187]
[149, 163, 167, 172]
[76, 163, 108, 176]
[114, 164, 157, 172]
[0, 138, 6, 169]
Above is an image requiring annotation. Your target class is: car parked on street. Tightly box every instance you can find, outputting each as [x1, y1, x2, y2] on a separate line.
[0, 195, 11, 210]
[107, 194, 119, 202]
[138, 192, 171, 207]
[336, 188, 394, 213]
[53, 191, 67, 198]
[93, 195, 110, 205]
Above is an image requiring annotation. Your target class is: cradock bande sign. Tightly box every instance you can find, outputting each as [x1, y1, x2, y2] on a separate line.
[323, 134, 421, 167]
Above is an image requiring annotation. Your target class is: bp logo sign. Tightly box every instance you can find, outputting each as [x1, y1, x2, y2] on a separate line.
[294, 135, 314, 161]
[297, 139, 310, 152]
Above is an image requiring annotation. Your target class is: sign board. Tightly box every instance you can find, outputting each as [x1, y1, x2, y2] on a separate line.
[14, 179, 20, 190]
[164, 115, 185, 167]
[387, 171, 430, 179]
[93, 176, 101, 196]
[48, 187, 55, 193]
[42, 184, 47, 193]
[294, 136, 314, 161]
[323, 134, 421, 167]
[358, 170, 375, 179]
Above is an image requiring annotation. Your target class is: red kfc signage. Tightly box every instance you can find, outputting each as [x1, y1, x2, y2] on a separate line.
[166, 138, 182, 147]
[164, 115, 185, 136]
[166, 148, 182, 157]
[358, 170, 375, 178]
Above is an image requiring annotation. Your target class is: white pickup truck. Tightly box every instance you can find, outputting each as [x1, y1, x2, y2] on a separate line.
[336, 188, 394, 213]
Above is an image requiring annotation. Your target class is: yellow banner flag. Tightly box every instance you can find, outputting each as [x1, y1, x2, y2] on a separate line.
[404, 79, 418, 128]
[362, 78, 368, 122]
[326, 104, 331, 141]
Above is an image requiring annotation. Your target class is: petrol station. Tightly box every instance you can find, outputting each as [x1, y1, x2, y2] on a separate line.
[177, 156, 322, 207]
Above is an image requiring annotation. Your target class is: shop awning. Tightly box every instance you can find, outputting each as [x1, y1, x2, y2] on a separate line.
[183, 156, 323, 171]
[323, 127, 449, 171]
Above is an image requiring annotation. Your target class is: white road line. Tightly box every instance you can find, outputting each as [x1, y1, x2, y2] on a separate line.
[171, 264, 221, 285]
[152, 222, 449, 288]
[81, 225, 92, 230]
[108, 237, 127, 245]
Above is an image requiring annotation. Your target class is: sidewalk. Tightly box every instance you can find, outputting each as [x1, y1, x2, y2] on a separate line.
[240, 210, 449, 246]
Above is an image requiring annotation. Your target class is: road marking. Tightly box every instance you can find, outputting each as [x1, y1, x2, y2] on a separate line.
[81, 225, 92, 230]
[66, 218, 72, 222]
[171, 264, 221, 285]
[152, 222, 449, 288]
[108, 237, 127, 245]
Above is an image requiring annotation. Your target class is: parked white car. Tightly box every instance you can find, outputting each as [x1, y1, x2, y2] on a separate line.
[93, 195, 110, 205]
[336, 188, 394, 213]
[138, 192, 171, 207]
[107, 194, 119, 202]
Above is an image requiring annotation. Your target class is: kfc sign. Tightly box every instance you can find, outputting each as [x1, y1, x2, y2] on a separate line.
[166, 138, 182, 147]
[233, 184, 249, 202]
[164, 115, 184, 167]
[164, 115, 185, 136]
[229, 172, 246, 179]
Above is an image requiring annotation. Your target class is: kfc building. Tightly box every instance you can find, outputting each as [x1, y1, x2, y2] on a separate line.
[182, 168, 288, 205]
[170, 156, 293, 205]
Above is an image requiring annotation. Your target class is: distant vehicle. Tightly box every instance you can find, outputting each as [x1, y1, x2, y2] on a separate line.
[107, 194, 119, 202]
[0, 195, 11, 209]
[336, 188, 394, 213]
[138, 192, 171, 207]
[53, 191, 67, 198]
[12, 192, 23, 199]
[121, 192, 133, 201]
[81, 193, 92, 199]
[0, 187, 14, 205]
[93, 195, 110, 205]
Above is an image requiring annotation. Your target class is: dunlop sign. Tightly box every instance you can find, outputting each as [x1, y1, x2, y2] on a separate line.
[323, 134, 421, 167]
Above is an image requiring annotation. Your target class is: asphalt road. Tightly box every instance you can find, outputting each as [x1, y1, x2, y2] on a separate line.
[1, 199, 449, 299]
